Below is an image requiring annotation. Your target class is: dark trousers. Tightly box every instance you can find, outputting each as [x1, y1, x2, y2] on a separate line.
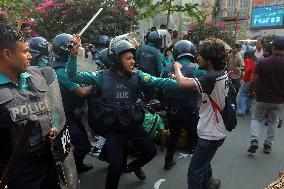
[0, 149, 60, 189]
[187, 137, 225, 189]
[66, 113, 91, 166]
[165, 107, 198, 162]
[231, 78, 241, 95]
[104, 123, 157, 189]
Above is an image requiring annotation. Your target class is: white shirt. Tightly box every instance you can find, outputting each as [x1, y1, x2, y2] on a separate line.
[254, 48, 264, 60]
[193, 71, 228, 140]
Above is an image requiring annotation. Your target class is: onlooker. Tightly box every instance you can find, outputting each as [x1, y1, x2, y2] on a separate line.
[0, 12, 9, 26]
[254, 38, 264, 60]
[247, 37, 284, 154]
[160, 24, 172, 50]
[172, 30, 180, 46]
[174, 38, 228, 189]
[237, 50, 255, 116]
[21, 22, 33, 42]
[187, 31, 198, 46]
[165, 46, 174, 66]
[227, 43, 244, 94]
[263, 42, 272, 58]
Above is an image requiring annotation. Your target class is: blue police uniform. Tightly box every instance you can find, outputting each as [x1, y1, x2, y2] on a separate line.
[136, 43, 167, 102]
[165, 55, 175, 66]
[53, 62, 91, 170]
[36, 55, 50, 68]
[66, 55, 178, 189]
[0, 68, 60, 189]
[161, 57, 206, 168]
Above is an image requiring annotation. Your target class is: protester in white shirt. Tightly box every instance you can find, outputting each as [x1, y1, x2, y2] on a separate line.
[254, 39, 264, 60]
[174, 38, 228, 189]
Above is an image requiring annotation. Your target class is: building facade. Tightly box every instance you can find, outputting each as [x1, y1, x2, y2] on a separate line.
[214, 0, 284, 38]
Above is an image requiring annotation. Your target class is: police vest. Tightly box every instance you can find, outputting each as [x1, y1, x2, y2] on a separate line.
[0, 67, 51, 160]
[88, 70, 145, 127]
[52, 61, 84, 113]
[137, 45, 160, 77]
[162, 63, 198, 107]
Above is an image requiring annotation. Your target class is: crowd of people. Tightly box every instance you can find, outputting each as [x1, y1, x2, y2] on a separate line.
[0, 11, 284, 189]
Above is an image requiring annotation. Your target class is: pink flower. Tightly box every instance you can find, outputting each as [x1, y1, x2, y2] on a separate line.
[188, 23, 197, 30]
[215, 23, 226, 29]
[34, 6, 43, 12]
[42, 1, 56, 8]
[0, 10, 7, 14]
[26, 19, 37, 25]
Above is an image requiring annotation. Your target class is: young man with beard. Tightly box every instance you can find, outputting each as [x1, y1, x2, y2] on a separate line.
[174, 38, 228, 189]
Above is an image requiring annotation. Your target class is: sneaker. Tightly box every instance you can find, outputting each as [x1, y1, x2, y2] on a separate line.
[278, 119, 282, 128]
[164, 160, 176, 170]
[133, 168, 146, 180]
[206, 177, 221, 189]
[77, 163, 93, 174]
[263, 144, 271, 154]
[247, 139, 258, 153]
[89, 147, 101, 157]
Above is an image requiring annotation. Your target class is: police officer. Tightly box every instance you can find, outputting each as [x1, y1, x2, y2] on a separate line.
[161, 40, 206, 170]
[95, 48, 110, 70]
[51, 33, 93, 173]
[66, 35, 178, 189]
[0, 24, 60, 189]
[136, 31, 167, 102]
[92, 35, 109, 60]
[29, 37, 50, 68]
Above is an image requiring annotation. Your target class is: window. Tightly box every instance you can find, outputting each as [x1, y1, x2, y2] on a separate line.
[228, 0, 234, 6]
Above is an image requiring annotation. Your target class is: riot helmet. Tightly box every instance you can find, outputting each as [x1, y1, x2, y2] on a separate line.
[98, 35, 110, 47]
[29, 37, 49, 58]
[148, 31, 162, 48]
[173, 40, 196, 61]
[52, 33, 72, 62]
[108, 39, 136, 71]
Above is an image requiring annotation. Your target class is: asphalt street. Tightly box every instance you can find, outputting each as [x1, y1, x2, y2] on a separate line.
[79, 113, 284, 189]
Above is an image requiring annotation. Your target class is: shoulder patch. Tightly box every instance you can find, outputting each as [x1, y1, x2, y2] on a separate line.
[143, 75, 149, 82]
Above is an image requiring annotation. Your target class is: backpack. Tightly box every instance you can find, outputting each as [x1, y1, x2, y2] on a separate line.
[208, 78, 237, 132]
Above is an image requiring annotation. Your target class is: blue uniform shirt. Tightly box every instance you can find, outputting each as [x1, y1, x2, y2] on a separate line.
[36, 56, 49, 68]
[55, 67, 80, 91]
[136, 44, 167, 76]
[178, 58, 206, 78]
[66, 56, 178, 90]
[0, 72, 32, 91]
[165, 55, 175, 66]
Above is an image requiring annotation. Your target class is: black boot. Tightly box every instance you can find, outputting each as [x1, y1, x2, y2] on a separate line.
[133, 168, 146, 180]
[75, 158, 93, 174]
[127, 161, 146, 180]
[164, 159, 176, 170]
